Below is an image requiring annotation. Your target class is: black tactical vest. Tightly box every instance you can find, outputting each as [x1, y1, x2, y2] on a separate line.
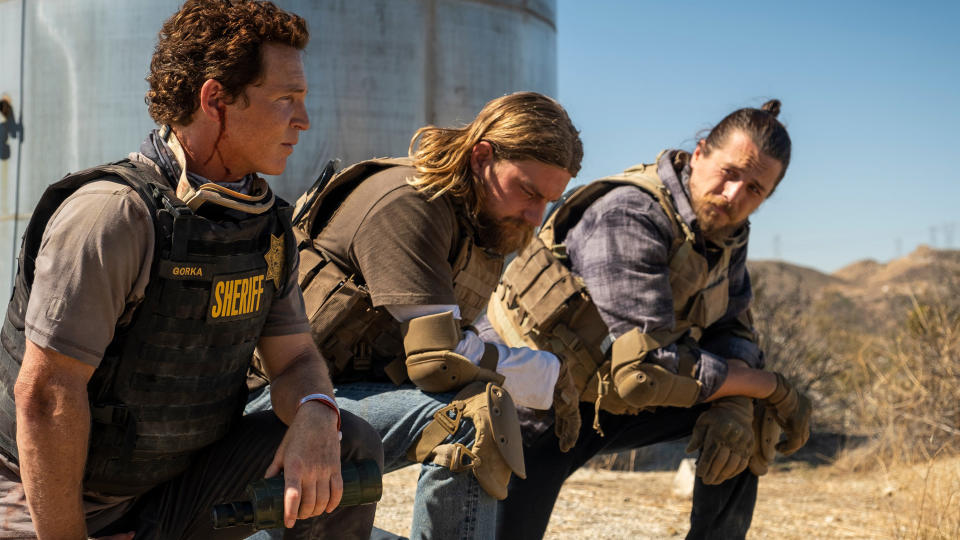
[0, 159, 295, 495]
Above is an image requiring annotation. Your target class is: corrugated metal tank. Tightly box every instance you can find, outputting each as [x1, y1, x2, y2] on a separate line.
[0, 0, 557, 293]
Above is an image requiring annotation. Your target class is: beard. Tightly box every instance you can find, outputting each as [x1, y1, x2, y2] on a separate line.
[474, 210, 536, 255]
[692, 194, 744, 241]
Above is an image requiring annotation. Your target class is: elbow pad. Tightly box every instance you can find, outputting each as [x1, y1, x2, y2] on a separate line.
[402, 311, 504, 393]
[609, 328, 701, 408]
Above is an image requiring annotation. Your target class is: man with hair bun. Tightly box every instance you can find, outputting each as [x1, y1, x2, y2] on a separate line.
[247, 91, 583, 538]
[0, 1, 381, 538]
[480, 99, 812, 539]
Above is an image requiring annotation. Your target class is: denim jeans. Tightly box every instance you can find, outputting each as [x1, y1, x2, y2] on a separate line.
[497, 402, 757, 540]
[246, 383, 498, 540]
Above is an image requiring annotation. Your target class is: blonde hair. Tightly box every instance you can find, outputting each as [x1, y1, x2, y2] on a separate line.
[408, 92, 582, 216]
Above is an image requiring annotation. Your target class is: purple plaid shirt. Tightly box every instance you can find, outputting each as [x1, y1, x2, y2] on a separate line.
[563, 150, 763, 400]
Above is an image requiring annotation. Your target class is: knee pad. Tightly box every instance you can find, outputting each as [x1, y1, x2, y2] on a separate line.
[406, 382, 525, 500]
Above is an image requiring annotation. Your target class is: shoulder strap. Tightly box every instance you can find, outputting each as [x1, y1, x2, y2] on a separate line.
[18, 160, 181, 289]
[540, 157, 695, 257]
[293, 157, 413, 240]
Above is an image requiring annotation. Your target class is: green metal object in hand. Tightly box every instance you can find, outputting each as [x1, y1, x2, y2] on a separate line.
[211, 459, 382, 530]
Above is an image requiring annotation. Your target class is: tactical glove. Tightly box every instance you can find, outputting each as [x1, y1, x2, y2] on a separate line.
[552, 357, 581, 453]
[686, 396, 754, 485]
[765, 372, 812, 455]
[748, 399, 781, 476]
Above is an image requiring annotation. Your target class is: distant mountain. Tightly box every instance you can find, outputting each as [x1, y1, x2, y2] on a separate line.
[832, 259, 882, 284]
[747, 259, 845, 298]
[749, 246, 960, 335]
[752, 245, 959, 297]
[834, 245, 960, 293]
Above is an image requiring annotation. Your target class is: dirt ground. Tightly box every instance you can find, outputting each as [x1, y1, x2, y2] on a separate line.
[373, 456, 960, 539]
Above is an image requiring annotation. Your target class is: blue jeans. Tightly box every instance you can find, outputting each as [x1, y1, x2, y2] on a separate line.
[246, 383, 497, 540]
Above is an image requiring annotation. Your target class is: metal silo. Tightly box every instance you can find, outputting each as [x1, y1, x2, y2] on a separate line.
[0, 0, 557, 293]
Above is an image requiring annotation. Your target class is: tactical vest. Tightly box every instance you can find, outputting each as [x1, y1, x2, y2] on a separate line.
[487, 154, 747, 420]
[0, 159, 295, 495]
[291, 158, 503, 384]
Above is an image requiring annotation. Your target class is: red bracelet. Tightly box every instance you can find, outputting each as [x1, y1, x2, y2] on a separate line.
[298, 393, 342, 439]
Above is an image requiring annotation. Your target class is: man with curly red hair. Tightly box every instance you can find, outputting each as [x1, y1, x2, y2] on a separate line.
[0, 2, 381, 538]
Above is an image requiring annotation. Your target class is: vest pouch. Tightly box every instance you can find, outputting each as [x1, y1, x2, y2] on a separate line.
[451, 240, 503, 325]
[684, 275, 730, 329]
[502, 240, 553, 300]
[301, 261, 376, 375]
[668, 241, 708, 317]
[519, 254, 583, 333]
[490, 238, 607, 398]
[296, 240, 328, 289]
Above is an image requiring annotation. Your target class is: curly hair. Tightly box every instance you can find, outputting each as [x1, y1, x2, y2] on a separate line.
[146, 0, 309, 126]
[408, 92, 583, 216]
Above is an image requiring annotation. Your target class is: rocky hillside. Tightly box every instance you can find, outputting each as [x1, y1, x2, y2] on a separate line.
[751, 245, 960, 298]
[749, 245, 960, 335]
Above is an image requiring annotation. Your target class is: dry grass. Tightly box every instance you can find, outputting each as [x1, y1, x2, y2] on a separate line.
[885, 456, 960, 539]
[845, 291, 960, 469]
[373, 457, 960, 539]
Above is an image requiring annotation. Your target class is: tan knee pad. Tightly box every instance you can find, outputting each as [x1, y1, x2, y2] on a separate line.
[406, 382, 525, 500]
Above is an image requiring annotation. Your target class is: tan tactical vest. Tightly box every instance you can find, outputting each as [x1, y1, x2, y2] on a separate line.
[292, 158, 503, 383]
[487, 154, 746, 419]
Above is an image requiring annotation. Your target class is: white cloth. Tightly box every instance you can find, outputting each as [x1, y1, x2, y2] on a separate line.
[385, 304, 559, 409]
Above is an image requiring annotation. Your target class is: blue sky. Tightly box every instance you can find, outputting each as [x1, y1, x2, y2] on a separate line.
[556, 0, 959, 273]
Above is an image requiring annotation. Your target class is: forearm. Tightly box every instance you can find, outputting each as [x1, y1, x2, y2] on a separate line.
[703, 359, 776, 402]
[257, 334, 342, 525]
[269, 346, 335, 425]
[15, 346, 92, 539]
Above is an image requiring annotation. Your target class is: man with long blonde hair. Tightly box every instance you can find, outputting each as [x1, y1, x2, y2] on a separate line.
[248, 91, 583, 538]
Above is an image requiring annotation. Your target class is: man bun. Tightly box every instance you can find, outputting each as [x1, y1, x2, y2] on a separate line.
[761, 99, 782, 118]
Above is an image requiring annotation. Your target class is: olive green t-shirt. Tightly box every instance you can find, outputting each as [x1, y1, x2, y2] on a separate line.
[316, 165, 461, 307]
